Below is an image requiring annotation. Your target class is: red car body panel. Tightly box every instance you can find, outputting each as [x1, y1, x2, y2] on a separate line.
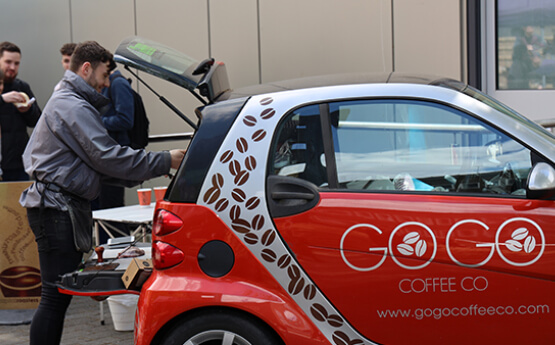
[274, 192, 555, 344]
[135, 202, 329, 345]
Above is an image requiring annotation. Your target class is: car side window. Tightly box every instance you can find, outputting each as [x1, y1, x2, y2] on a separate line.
[270, 105, 328, 187]
[329, 99, 532, 196]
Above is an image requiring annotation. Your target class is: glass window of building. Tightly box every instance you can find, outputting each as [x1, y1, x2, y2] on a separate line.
[497, 0, 555, 90]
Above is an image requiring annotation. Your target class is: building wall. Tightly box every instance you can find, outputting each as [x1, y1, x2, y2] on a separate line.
[0, 0, 465, 202]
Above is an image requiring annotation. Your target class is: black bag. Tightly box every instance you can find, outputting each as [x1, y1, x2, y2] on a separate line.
[38, 179, 94, 253]
[111, 75, 150, 149]
[64, 194, 93, 253]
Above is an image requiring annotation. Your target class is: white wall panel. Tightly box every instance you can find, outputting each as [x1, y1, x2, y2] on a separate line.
[259, 0, 393, 83]
[394, 0, 462, 79]
[210, 0, 259, 88]
[70, 0, 135, 54]
[0, 0, 72, 108]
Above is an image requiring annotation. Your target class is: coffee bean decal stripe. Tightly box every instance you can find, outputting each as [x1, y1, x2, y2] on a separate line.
[198, 92, 377, 345]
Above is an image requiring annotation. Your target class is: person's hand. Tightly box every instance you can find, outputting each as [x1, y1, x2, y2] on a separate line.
[16, 102, 33, 113]
[169, 149, 186, 170]
[1, 91, 26, 104]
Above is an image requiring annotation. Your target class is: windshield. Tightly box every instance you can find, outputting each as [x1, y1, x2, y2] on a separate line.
[435, 79, 555, 142]
[461, 85, 555, 141]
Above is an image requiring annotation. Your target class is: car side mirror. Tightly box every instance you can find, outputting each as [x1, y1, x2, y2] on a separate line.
[526, 162, 555, 200]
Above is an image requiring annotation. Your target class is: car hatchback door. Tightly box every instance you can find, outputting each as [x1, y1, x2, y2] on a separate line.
[268, 98, 555, 344]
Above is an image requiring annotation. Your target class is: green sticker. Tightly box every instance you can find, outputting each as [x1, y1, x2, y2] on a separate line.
[129, 43, 156, 57]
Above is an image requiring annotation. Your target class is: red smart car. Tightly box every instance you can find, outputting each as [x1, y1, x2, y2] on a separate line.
[62, 37, 555, 345]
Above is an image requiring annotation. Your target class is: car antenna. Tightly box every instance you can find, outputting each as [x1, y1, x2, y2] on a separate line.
[123, 65, 199, 130]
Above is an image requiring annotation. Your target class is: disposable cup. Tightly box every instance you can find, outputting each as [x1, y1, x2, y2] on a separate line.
[137, 188, 152, 206]
[153, 186, 167, 201]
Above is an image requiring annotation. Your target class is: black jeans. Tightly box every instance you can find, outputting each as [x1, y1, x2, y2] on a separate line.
[27, 208, 83, 345]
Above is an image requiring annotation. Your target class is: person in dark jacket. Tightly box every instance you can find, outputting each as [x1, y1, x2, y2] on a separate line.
[0, 41, 41, 181]
[20, 41, 185, 345]
[96, 69, 136, 241]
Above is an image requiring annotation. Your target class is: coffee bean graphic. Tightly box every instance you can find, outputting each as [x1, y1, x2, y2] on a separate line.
[251, 214, 264, 231]
[244, 233, 258, 245]
[287, 264, 301, 279]
[212, 173, 224, 188]
[203, 186, 220, 204]
[220, 150, 234, 163]
[261, 230, 276, 246]
[260, 97, 273, 105]
[415, 239, 427, 257]
[512, 227, 528, 241]
[332, 331, 357, 345]
[397, 243, 414, 256]
[288, 275, 305, 295]
[231, 218, 251, 234]
[333, 331, 364, 345]
[229, 205, 241, 221]
[287, 264, 304, 294]
[524, 235, 536, 253]
[231, 188, 246, 202]
[0, 266, 42, 297]
[310, 303, 328, 322]
[303, 284, 316, 300]
[229, 160, 241, 176]
[260, 108, 275, 120]
[252, 129, 266, 142]
[215, 198, 229, 212]
[236, 137, 248, 153]
[245, 196, 260, 210]
[261, 249, 277, 262]
[277, 254, 291, 268]
[403, 231, 420, 244]
[243, 115, 257, 127]
[505, 239, 522, 252]
[234, 170, 249, 186]
[245, 156, 257, 171]
[327, 314, 343, 328]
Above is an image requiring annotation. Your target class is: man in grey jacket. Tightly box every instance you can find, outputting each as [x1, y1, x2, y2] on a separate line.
[20, 41, 185, 345]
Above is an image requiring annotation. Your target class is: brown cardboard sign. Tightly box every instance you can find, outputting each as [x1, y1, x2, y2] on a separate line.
[0, 182, 41, 309]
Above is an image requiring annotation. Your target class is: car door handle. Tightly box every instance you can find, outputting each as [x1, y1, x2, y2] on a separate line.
[267, 175, 320, 217]
[271, 191, 315, 200]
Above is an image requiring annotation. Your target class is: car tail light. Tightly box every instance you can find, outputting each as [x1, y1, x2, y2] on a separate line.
[153, 209, 183, 236]
[152, 241, 184, 269]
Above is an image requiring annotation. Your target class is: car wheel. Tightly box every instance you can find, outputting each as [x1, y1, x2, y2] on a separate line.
[160, 310, 283, 345]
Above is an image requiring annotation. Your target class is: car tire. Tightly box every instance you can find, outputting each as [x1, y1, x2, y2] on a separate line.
[159, 309, 283, 345]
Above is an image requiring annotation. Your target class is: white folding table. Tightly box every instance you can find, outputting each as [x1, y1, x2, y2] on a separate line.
[92, 203, 155, 245]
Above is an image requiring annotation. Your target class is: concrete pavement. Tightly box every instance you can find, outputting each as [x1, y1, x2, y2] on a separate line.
[0, 296, 134, 345]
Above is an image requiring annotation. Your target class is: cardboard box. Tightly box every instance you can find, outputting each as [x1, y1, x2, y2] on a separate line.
[121, 258, 152, 290]
[0, 182, 40, 310]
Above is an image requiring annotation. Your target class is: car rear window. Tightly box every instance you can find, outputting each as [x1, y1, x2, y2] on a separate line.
[167, 97, 248, 203]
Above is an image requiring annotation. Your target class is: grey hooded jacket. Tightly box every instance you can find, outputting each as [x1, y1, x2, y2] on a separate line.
[20, 70, 171, 210]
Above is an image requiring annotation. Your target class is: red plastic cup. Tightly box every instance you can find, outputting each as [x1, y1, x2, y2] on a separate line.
[137, 188, 152, 206]
[153, 186, 167, 201]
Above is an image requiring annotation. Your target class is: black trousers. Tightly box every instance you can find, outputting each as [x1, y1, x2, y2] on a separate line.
[27, 208, 83, 345]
